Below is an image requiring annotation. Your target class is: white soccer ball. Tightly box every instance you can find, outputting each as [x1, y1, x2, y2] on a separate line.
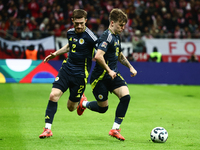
[150, 127, 168, 143]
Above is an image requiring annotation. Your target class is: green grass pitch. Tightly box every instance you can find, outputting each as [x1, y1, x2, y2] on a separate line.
[0, 83, 200, 150]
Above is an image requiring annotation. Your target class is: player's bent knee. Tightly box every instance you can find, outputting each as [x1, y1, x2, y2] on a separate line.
[67, 105, 76, 112]
[120, 95, 131, 103]
[49, 92, 58, 101]
[99, 106, 108, 113]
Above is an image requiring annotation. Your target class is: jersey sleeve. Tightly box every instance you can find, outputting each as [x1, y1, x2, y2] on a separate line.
[85, 27, 98, 48]
[119, 35, 122, 52]
[98, 32, 112, 52]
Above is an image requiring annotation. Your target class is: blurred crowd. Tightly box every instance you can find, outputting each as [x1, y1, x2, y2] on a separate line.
[0, 0, 200, 41]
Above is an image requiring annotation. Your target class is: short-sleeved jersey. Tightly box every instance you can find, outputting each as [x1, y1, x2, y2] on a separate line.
[62, 27, 97, 78]
[90, 29, 122, 82]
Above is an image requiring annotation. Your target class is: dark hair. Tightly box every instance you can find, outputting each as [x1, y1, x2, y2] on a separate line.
[72, 9, 87, 19]
[153, 47, 158, 52]
[27, 45, 35, 50]
[109, 8, 128, 23]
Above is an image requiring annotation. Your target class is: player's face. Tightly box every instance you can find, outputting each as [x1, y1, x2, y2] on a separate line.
[113, 21, 126, 34]
[72, 17, 87, 33]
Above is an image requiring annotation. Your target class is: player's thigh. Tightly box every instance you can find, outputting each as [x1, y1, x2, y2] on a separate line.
[113, 86, 129, 99]
[69, 77, 86, 102]
[49, 88, 63, 102]
[52, 68, 70, 93]
[92, 80, 109, 102]
[111, 73, 129, 99]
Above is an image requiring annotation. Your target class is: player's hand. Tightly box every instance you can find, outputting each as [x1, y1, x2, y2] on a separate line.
[108, 70, 117, 80]
[44, 52, 56, 63]
[130, 67, 137, 77]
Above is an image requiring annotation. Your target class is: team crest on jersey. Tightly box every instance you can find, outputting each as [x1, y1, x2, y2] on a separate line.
[55, 77, 59, 81]
[79, 38, 84, 44]
[98, 94, 103, 100]
[101, 42, 107, 48]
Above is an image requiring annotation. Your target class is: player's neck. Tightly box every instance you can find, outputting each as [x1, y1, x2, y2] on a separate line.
[108, 27, 115, 34]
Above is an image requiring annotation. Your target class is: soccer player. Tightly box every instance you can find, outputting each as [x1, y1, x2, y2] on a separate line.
[77, 8, 137, 141]
[39, 9, 97, 138]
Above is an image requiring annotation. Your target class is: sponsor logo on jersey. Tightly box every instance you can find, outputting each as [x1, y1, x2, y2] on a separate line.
[79, 38, 84, 44]
[101, 42, 107, 48]
[98, 94, 103, 100]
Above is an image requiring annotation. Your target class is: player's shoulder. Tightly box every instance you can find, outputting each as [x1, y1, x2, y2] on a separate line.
[85, 27, 97, 41]
[67, 28, 75, 34]
[100, 29, 113, 43]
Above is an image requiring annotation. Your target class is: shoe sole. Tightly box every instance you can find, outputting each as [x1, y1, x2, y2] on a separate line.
[39, 135, 52, 139]
[109, 134, 125, 141]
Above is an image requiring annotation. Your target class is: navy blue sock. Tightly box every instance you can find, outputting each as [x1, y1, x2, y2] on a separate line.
[45, 100, 57, 124]
[115, 95, 130, 124]
[86, 101, 108, 113]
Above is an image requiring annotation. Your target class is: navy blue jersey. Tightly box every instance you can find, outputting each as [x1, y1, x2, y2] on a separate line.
[62, 27, 97, 78]
[90, 29, 122, 81]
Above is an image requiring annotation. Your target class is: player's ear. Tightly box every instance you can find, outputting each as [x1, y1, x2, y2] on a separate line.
[85, 19, 87, 23]
[110, 20, 114, 27]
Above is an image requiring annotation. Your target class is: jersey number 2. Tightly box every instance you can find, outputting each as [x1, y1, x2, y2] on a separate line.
[78, 85, 84, 93]
[71, 44, 76, 53]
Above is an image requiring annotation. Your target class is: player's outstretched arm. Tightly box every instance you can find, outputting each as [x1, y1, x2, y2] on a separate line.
[118, 52, 137, 77]
[44, 44, 69, 63]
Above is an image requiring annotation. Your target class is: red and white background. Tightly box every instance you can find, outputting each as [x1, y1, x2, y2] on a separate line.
[0, 36, 200, 62]
[0, 36, 56, 60]
[145, 39, 200, 62]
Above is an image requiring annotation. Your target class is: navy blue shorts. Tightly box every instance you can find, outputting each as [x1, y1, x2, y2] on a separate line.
[92, 73, 127, 101]
[52, 69, 86, 102]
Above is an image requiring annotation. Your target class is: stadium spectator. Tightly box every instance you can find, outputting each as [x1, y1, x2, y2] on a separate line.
[142, 26, 153, 40]
[164, 13, 175, 33]
[0, 0, 199, 40]
[148, 47, 163, 63]
[7, 3, 18, 20]
[135, 1, 145, 16]
[39, 17, 49, 31]
[174, 25, 185, 38]
[0, 21, 7, 38]
[121, 28, 132, 42]
[28, 0, 40, 18]
[19, 5, 32, 20]
[25, 45, 38, 60]
[27, 16, 37, 31]
[100, 14, 109, 29]
[8, 19, 20, 39]
[127, 53, 135, 61]
[97, 24, 105, 37]
[132, 30, 146, 53]
[21, 25, 33, 40]
[187, 54, 199, 63]
[53, 24, 61, 37]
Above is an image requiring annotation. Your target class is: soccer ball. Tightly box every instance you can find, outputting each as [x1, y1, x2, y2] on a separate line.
[150, 127, 168, 143]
